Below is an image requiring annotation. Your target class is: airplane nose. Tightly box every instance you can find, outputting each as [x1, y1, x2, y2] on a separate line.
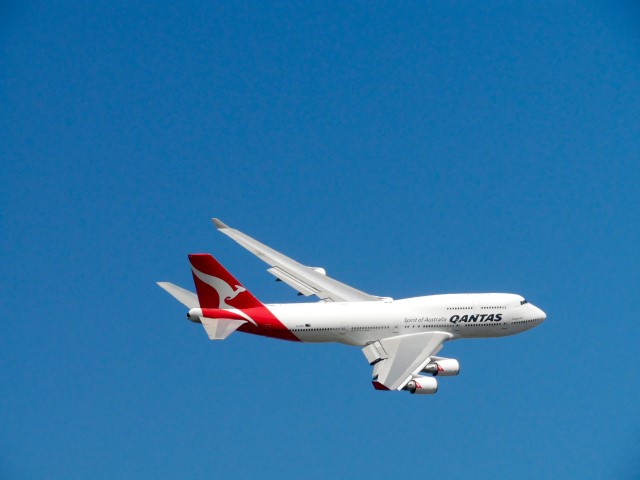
[536, 306, 547, 322]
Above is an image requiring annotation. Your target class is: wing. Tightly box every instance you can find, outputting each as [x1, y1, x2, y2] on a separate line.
[362, 332, 453, 390]
[212, 218, 385, 303]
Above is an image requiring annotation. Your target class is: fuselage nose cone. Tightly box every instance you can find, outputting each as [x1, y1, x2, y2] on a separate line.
[537, 306, 547, 322]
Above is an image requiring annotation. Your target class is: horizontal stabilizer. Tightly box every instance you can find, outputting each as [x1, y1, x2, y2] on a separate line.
[157, 282, 199, 309]
[201, 318, 247, 340]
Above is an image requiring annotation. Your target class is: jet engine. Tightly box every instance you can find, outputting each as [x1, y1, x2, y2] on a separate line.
[403, 376, 438, 394]
[422, 358, 460, 376]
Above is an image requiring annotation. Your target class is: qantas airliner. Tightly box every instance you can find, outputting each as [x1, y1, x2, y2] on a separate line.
[158, 219, 546, 394]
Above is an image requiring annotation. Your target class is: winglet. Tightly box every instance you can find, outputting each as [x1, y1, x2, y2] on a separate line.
[212, 218, 229, 229]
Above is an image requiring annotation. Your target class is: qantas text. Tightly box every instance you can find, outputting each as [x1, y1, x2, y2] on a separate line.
[449, 313, 503, 324]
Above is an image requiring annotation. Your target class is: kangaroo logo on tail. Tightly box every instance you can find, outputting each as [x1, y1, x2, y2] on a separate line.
[191, 266, 248, 309]
[189, 253, 267, 326]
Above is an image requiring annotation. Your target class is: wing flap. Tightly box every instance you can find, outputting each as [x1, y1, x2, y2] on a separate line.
[267, 267, 318, 297]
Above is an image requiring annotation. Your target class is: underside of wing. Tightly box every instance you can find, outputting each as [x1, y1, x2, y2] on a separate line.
[212, 218, 385, 303]
[362, 332, 453, 390]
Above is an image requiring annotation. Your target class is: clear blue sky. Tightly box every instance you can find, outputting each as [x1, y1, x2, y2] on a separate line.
[2, 1, 639, 479]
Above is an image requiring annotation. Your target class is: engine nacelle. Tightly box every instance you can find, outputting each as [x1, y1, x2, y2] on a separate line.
[403, 376, 438, 394]
[422, 358, 460, 376]
[186, 308, 203, 323]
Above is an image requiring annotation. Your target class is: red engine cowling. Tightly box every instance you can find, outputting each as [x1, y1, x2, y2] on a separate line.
[404, 376, 438, 394]
[422, 358, 460, 376]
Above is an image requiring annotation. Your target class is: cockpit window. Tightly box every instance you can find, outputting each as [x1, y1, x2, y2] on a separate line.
[520, 299, 528, 305]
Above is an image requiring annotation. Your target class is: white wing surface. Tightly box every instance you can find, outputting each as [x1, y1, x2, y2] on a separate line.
[366, 332, 453, 390]
[212, 218, 383, 303]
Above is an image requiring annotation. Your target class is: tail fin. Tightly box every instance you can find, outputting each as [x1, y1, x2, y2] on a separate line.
[188, 254, 263, 310]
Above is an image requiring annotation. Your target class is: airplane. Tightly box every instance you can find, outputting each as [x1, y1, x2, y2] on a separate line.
[158, 218, 546, 394]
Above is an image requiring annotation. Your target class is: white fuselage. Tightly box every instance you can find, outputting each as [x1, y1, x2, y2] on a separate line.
[267, 292, 546, 346]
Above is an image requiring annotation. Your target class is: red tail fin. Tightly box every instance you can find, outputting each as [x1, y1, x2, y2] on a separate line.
[188, 254, 263, 310]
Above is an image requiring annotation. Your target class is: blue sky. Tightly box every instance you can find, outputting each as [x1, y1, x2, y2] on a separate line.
[2, 1, 639, 478]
